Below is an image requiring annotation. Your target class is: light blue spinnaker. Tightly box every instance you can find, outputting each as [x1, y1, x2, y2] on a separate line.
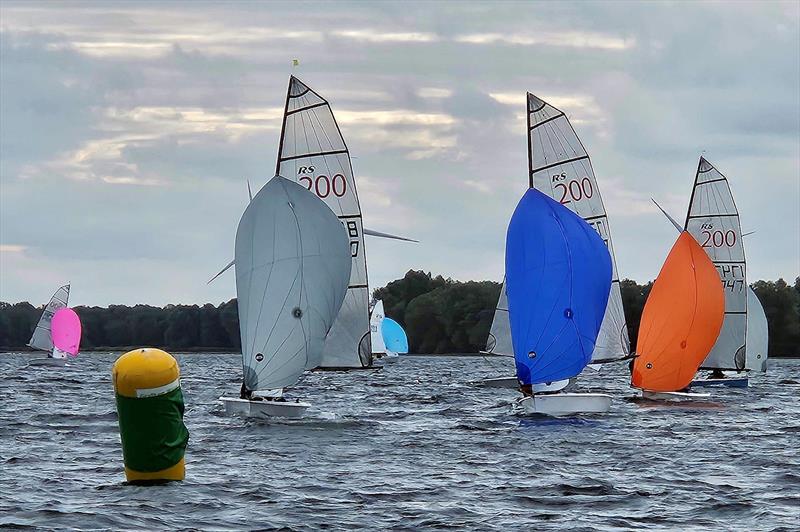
[382, 318, 409, 354]
[505, 188, 612, 385]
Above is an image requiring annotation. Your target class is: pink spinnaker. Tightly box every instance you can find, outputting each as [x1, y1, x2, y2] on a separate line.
[52, 308, 81, 357]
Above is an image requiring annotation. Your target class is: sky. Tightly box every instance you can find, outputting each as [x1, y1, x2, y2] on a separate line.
[1, 0, 798, 307]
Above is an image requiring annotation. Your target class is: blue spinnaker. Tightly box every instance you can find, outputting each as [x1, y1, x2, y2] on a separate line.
[382, 318, 409, 354]
[505, 188, 612, 385]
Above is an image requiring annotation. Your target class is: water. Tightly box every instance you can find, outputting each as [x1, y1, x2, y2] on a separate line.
[1, 353, 798, 530]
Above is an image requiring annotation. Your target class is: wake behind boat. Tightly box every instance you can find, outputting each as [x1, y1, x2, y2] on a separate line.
[220, 175, 352, 419]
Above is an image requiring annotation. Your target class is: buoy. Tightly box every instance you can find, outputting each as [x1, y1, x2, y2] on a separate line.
[112, 348, 189, 482]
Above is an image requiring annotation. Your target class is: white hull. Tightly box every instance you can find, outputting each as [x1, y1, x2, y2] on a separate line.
[220, 396, 310, 419]
[518, 393, 612, 416]
[27, 357, 68, 367]
[641, 390, 711, 401]
[383, 353, 399, 364]
[477, 376, 519, 389]
[691, 377, 749, 388]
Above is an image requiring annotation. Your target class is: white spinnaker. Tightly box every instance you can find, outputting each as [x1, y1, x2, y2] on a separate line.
[684, 157, 747, 370]
[485, 280, 513, 357]
[28, 284, 70, 353]
[370, 300, 387, 355]
[746, 286, 768, 373]
[526, 93, 629, 362]
[276, 76, 371, 368]
[235, 176, 351, 392]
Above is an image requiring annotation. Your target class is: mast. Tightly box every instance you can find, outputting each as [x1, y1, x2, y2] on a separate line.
[275, 76, 372, 369]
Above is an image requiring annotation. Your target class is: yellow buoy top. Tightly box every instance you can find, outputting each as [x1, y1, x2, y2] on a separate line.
[113, 348, 180, 398]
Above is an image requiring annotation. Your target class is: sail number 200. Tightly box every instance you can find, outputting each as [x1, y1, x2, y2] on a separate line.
[552, 174, 593, 204]
[701, 230, 736, 248]
[298, 172, 347, 199]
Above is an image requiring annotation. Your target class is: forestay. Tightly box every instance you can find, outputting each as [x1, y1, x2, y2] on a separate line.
[276, 76, 371, 368]
[28, 284, 70, 353]
[526, 93, 629, 362]
[746, 287, 768, 373]
[684, 157, 747, 370]
[370, 300, 387, 356]
[505, 188, 612, 385]
[235, 176, 351, 393]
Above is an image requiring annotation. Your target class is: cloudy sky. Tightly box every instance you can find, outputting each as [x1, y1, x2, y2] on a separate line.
[1, 1, 798, 307]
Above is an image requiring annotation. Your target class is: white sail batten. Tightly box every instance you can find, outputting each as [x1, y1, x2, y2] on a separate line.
[684, 157, 747, 370]
[526, 93, 630, 362]
[370, 300, 387, 355]
[28, 284, 70, 353]
[235, 176, 351, 392]
[746, 286, 768, 373]
[276, 76, 371, 368]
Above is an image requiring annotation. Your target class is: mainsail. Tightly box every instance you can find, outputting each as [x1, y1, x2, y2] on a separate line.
[527, 93, 629, 362]
[684, 157, 747, 370]
[276, 76, 371, 368]
[632, 232, 725, 392]
[28, 284, 70, 353]
[746, 287, 768, 373]
[370, 300, 387, 356]
[235, 176, 351, 393]
[505, 188, 612, 385]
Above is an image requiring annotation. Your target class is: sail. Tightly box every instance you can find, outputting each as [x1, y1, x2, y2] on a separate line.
[235, 176, 351, 392]
[527, 93, 629, 362]
[632, 232, 725, 392]
[485, 280, 512, 356]
[505, 188, 612, 385]
[382, 318, 409, 354]
[370, 300, 387, 355]
[51, 308, 81, 357]
[684, 157, 747, 370]
[746, 287, 768, 373]
[28, 284, 70, 352]
[276, 76, 371, 368]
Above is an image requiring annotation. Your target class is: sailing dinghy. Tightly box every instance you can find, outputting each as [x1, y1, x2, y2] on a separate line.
[631, 232, 725, 401]
[655, 158, 757, 387]
[27, 284, 71, 367]
[506, 187, 614, 416]
[381, 317, 408, 364]
[275, 76, 374, 371]
[482, 92, 630, 389]
[220, 176, 351, 419]
[370, 300, 387, 360]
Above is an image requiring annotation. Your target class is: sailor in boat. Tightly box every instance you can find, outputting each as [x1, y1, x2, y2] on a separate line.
[708, 369, 726, 379]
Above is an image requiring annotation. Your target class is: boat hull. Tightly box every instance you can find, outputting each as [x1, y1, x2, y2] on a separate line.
[690, 377, 749, 388]
[383, 353, 399, 364]
[518, 393, 612, 416]
[220, 396, 310, 419]
[27, 357, 68, 367]
[476, 376, 519, 389]
[641, 390, 711, 401]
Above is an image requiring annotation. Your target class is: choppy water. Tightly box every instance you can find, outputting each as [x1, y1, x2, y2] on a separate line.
[0, 353, 798, 530]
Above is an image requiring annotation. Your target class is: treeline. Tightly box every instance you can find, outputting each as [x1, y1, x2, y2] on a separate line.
[1, 272, 798, 356]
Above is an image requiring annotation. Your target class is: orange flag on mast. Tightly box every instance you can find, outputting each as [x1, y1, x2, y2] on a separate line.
[632, 231, 724, 392]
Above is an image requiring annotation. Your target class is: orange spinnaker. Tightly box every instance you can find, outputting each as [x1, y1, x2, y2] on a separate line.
[632, 232, 724, 392]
